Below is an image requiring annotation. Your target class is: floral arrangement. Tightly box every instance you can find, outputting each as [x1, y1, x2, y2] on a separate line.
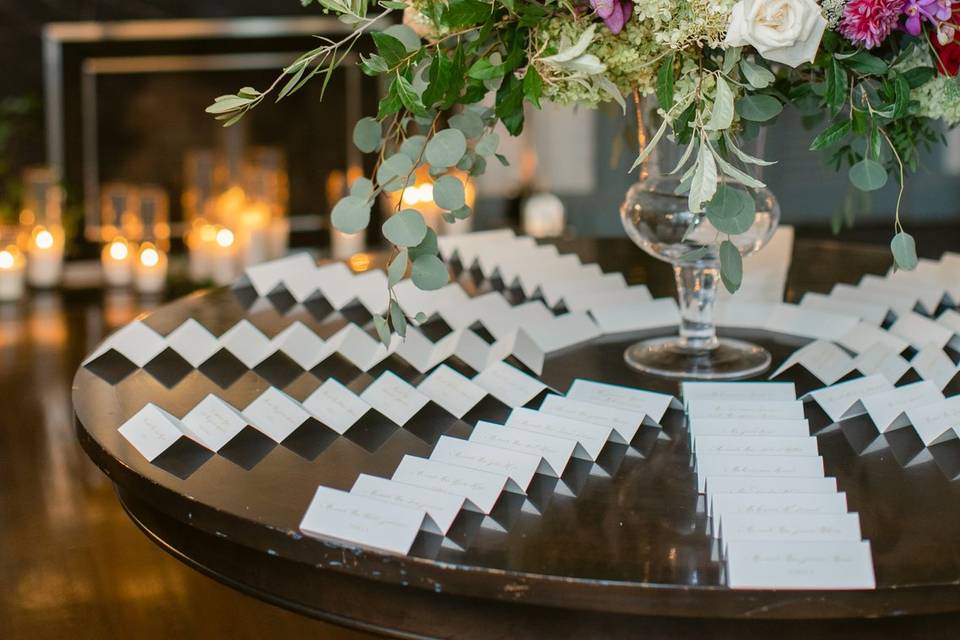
[210, 0, 959, 342]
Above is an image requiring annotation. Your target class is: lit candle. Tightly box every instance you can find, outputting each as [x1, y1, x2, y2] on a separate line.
[26, 225, 65, 288]
[188, 222, 216, 282]
[0, 245, 26, 301]
[236, 204, 270, 268]
[331, 229, 366, 260]
[101, 237, 134, 288]
[266, 215, 290, 260]
[522, 193, 566, 238]
[134, 242, 168, 295]
[211, 227, 238, 286]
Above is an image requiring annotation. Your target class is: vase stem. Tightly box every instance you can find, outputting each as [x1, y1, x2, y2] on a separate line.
[673, 263, 720, 352]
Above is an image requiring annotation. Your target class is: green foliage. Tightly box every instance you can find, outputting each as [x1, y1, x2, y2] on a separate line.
[890, 231, 919, 271]
[719, 240, 743, 294]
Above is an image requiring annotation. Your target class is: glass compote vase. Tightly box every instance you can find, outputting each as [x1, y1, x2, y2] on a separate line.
[620, 98, 781, 379]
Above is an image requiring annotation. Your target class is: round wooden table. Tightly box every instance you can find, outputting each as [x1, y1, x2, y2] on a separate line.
[74, 238, 960, 638]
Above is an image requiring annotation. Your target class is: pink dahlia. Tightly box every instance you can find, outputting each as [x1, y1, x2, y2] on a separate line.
[839, 0, 906, 48]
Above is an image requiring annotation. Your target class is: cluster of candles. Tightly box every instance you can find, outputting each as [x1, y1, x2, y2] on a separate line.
[100, 237, 168, 294]
[98, 183, 172, 295]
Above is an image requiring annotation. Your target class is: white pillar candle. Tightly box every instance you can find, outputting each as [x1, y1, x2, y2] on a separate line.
[0, 246, 26, 301]
[331, 229, 366, 260]
[236, 206, 270, 268]
[134, 243, 168, 295]
[211, 227, 238, 287]
[522, 193, 566, 238]
[266, 216, 290, 260]
[188, 223, 216, 282]
[26, 225, 64, 288]
[101, 238, 134, 288]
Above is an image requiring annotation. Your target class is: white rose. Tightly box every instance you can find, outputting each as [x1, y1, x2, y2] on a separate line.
[724, 0, 828, 68]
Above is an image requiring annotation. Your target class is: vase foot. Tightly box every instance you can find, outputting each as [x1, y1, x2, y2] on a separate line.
[623, 337, 771, 380]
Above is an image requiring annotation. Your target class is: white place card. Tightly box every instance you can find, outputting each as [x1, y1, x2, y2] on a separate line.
[118, 404, 185, 461]
[394, 281, 469, 321]
[180, 394, 248, 451]
[764, 304, 859, 342]
[889, 311, 954, 350]
[472, 361, 547, 408]
[243, 252, 316, 296]
[475, 239, 544, 278]
[904, 395, 960, 446]
[805, 374, 894, 422]
[165, 319, 221, 367]
[693, 435, 819, 458]
[850, 343, 911, 383]
[302, 378, 370, 434]
[800, 291, 889, 325]
[482, 300, 554, 341]
[299, 486, 425, 555]
[720, 513, 862, 550]
[327, 325, 394, 372]
[438, 228, 516, 261]
[688, 418, 811, 438]
[860, 380, 944, 432]
[589, 298, 680, 334]
[771, 340, 854, 385]
[430, 435, 544, 492]
[438, 291, 511, 331]
[566, 379, 678, 423]
[514, 257, 592, 297]
[695, 454, 825, 492]
[528, 311, 602, 354]
[715, 301, 777, 330]
[725, 540, 876, 589]
[705, 476, 839, 517]
[351, 473, 465, 535]
[539, 395, 642, 444]
[911, 345, 959, 391]
[937, 309, 960, 347]
[417, 365, 486, 419]
[352, 270, 390, 315]
[682, 381, 796, 408]
[859, 273, 943, 315]
[469, 421, 573, 477]
[271, 321, 330, 370]
[506, 408, 609, 461]
[540, 272, 627, 308]
[564, 284, 652, 314]
[392, 455, 508, 514]
[242, 387, 310, 442]
[84, 319, 168, 367]
[360, 371, 430, 426]
[393, 327, 454, 373]
[219, 320, 275, 369]
[284, 262, 354, 303]
[831, 281, 913, 315]
[712, 492, 848, 536]
[687, 400, 805, 421]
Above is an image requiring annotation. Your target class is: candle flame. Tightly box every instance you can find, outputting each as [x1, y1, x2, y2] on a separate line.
[109, 239, 129, 261]
[401, 183, 434, 206]
[35, 228, 54, 250]
[0, 250, 14, 269]
[216, 228, 235, 248]
[139, 245, 160, 268]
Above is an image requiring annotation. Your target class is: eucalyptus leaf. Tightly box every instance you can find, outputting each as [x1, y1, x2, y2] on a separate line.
[678, 246, 710, 262]
[705, 76, 734, 131]
[723, 131, 776, 166]
[476, 132, 499, 156]
[414, 311, 428, 324]
[706, 186, 756, 235]
[399, 135, 427, 161]
[849, 159, 887, 191]
[735, 95, 783, 122]
[425, 128, 468, 167]
[433, 175, 465, 210]
[350, 177, 374, 199]
[352, 117, 382, 153]
[382, 209, 428, 247]
[408, 227, 438, 260]
[740, 59, 775, 89]
[388, 248, 408, 286]
[719, 240, 743, 293]
[330, 195, 371, 234]
[449, 111, 485, 138]
[411, 254, 449, 290]
[450, 204, 472, 220]
[890, 231, 918, 271]
[389, 299, 408, 337]
[373, 314, 391, 347]
[376, 153, 415, 192]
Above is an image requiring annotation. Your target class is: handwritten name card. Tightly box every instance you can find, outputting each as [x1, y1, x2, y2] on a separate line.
[469, 421, 574, 477]
[695, 454, 825, 492]
[118, 404, 185, 461]
[242, 387, 310, 442]
[688, 418, 811, 439]
[302, 378, 370, 434]
[805, 374, 894, 423]
[180, 394, 248, 451]
[539, 395, 641, 444]
[360, 371, 430, 426]
[682, 382, 796, 408]
[165, 319, 221, 367]
[566, 379, 677, 423]
[417, 365, 487, 419]
[506, 407, 610, 460]
[725, 540, 876, 589]
[430, 436, 544, 493]
[351, 473, 465, 535]
[392, 455, 508, 514]
[472, 361, 547, 408]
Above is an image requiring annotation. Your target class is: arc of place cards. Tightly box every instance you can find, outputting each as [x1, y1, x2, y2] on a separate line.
[705, 476, 839, 518]
[711, 492, 849, 538]
[392, 454, 508, 514]
[860, 380, 944, 432]
[799, 291, 890, 326]
[904, 395, 960, 447]
[694, 454, 825, 492]
[688, 418, 811, 438]
[360, 371, 430, 426]
[118, 404, 189, 461]
[692, 435, 819, 458]
[910, 344, 960, 391]
[837, 321, 909, 357]
[539, 394, 644, 444]
[299, 486, 426, 555]
[241, 387, 311, 443]
[566, 379, 679, 423]
[506, 407, 611, 460]
[180, 394, 249, 451]
[430, 435, 546, 493]
[219, 320, 275, 369]
[164, 319, 222, 367]
[563, 285, 652, 314]
[687, 400, 806, 421]
[416, 365, 487, 419]
[889, 311, 954, 351]
[83, 319, 168, 367]
[588, 297, 680, 335]
[804, 374, 894, 423]
[469, 421, 574, 477]
[884, 265, 959, 307]
[351, 473, 466, 535]
[472, 361, 548, 408]
[682, 381, 796, 408]
[240, 252, 317, 297]
[302, 378, 371, 434]
[770, 340, 855, 386]
[725, 539, 876, 590]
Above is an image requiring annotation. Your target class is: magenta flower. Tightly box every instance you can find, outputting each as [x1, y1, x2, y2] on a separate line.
[903, 0, 953, 36]
[840, 0, 907, 48]
[590, 0, 633, 34]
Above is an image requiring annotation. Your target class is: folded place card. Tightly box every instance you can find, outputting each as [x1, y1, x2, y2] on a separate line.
[242, 387, 311, 442]
[688, 418, 811, 439]
[540, 272, 627, 309]
[219, 320, 275, 369]
[860, 380, 944, 432]
[451, 327, 545, 375]
[472, 361, 547, 408]
[394, 327, 456, 373]
[799, 291, 889, 326]
[392, 455, 508, 514]
[711, 492, 848, 537]
[720, 513, 862, 551]
[682, 382, 796, 408]
[589, 298, 680, 335]
[283, 262, 354, 303]
[242, 252, 317, 296]
[430, 435, 545, 493]
[514, 257, 593, 297]
[302, 378, 371, 434]
[351, 270, 390, 315]
[271, 321, 331, 370]
[475, 239, 545, 278]
[394, 281, 469, 321]
[695, 454, 825, 492]
[439, 228, 516, 263]
[936, 309, 960, 349]
[539, 395, 643, 444]
[438, 291, 512, 331]
[350, 473, 465, 535]
[889, 311, 954, 351]
[805, 374, 894, 423]
[859, 273, 943, 315]
[705, 476, 839, 518]
[715, 301, 777, 330]
[687, 400, 806, 421]
[837, 321, 909, 357]
[84, 319, 168, 367]
[725, 539, 876, 590]
[884, 265, 958, 307]
[764, 304, 860, 342]
[563, 285, 652, 314]
[417, 365, 487, 419]
[469, 421, 574, 477]
[566, 379, 678, 422]
[528, 311, 602, 354]
[164, 319, 221, 367]
[910, 344, 960, 391]
[506, 407, 610, 460]
[328, 325, 396, 372]
[180, 394, 248, 451]
[299, 485, 425, 555]
[850, 343, 911, 383]
[360, 371, 430, 426]
[904, 395, 960, 446]
[118, 403, 186, 461]
[693, 435, 819, 458]
[831, 282, 913, 316]
[770, 340, 855, 386]
[481, 300, 554, 342]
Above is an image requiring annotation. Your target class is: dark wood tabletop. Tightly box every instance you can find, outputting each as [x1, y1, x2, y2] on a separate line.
[67, 237, 960, 639]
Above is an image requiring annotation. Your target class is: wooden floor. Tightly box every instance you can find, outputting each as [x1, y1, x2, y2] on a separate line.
[0, 288, 373, 640]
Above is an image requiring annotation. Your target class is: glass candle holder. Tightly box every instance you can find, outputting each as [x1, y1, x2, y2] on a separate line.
[0, 244, 26, 301]
[134, 242, 167, 295]
[101, 237, 134, 288]
[26, 224, 65, 288]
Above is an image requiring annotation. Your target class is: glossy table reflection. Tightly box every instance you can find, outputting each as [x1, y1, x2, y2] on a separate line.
[73, 238, 960, 639]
